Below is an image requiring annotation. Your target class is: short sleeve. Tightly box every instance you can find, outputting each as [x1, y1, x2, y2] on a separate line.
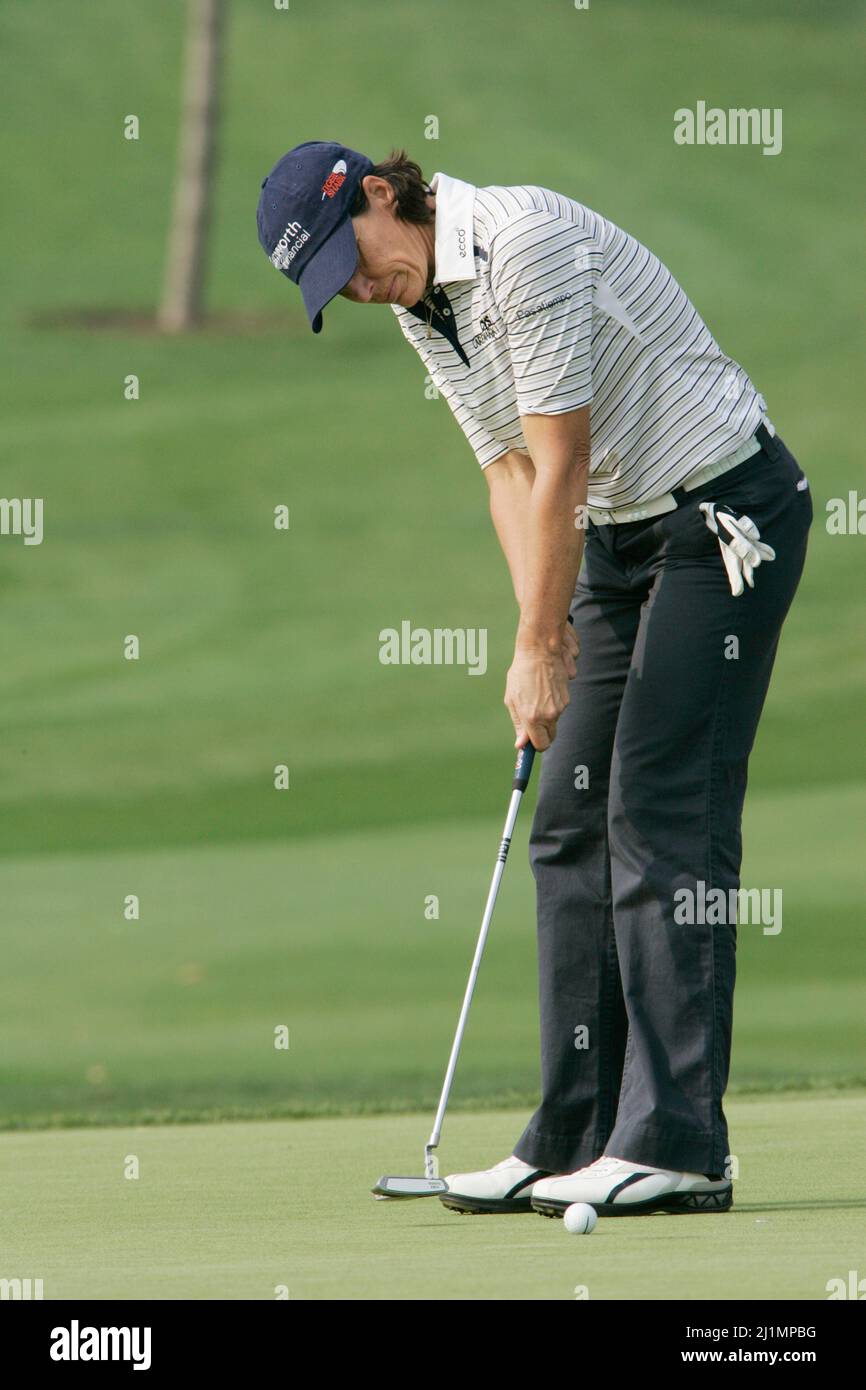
[489, 211, 600, 416]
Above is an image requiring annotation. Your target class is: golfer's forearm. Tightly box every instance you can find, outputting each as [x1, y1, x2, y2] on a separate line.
[516, 467, 586, 652]
[488, 465, 533, 605]
[483, 450, 539, 603]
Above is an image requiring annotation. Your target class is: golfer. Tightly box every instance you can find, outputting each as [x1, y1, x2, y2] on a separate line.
[257, 143, 813, 1217]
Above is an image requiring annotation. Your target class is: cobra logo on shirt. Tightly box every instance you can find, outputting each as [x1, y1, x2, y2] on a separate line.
[472, 313, 500, 348]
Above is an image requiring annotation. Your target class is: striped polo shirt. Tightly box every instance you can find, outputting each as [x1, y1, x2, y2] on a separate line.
[392, 173, 769, 508]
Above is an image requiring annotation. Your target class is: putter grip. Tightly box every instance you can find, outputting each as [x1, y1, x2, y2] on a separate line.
[512, 744, 536, 792]
[509, 618, 569, 793]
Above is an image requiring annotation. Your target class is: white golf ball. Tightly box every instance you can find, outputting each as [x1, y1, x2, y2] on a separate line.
[563, 1202, 597, 1234]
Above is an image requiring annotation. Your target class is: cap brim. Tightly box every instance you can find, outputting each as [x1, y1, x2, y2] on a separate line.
[297, 217, 358, 334]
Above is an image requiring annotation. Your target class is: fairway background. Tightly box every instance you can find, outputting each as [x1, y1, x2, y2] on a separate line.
[0, 0, 863, 1131]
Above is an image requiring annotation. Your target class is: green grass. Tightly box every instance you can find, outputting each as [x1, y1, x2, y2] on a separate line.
[0, 1, 862, 1147]
[0, 0, 863, 863]
[1, 1095, 862, 1300]
[1, 783, 863, 1130]
[0, 0, 862, 1305]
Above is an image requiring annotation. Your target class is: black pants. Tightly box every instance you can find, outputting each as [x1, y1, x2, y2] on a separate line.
[512, 427, 813, 1175]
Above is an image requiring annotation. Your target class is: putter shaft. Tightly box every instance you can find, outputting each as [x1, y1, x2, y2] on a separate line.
[425, 744, 536, 1170]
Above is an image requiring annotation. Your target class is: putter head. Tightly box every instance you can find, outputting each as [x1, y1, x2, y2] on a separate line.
[371, 1175, 449, 1200]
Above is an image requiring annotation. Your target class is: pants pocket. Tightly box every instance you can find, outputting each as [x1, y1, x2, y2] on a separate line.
[653, 501, 720, 559]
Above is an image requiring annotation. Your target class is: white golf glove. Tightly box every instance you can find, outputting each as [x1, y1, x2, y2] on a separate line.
[699, 502, 776, 597]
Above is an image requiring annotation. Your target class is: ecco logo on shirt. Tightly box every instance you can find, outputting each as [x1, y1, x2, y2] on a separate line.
[456, 227, 468, 258]
[515, 291, 574, 320]
[472, 313, 500, 348]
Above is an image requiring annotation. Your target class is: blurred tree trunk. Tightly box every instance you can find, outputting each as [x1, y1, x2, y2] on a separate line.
[158, 0, 225, 333]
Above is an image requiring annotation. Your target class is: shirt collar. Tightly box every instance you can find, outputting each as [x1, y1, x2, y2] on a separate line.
[429, 172, 478, 285]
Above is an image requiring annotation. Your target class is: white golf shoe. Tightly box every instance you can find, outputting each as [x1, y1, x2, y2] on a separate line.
[531, 1155, 733, 1218]
[439, 1155, 555, 1214]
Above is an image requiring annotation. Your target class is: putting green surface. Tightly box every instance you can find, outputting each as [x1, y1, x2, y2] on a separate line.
[1, 1094, 862, 1300]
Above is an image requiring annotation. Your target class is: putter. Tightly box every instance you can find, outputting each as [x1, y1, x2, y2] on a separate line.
[372, 742, 537, 1199]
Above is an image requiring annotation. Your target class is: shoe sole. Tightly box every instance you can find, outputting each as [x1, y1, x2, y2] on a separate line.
[532, 1188, 733, 1218]
[439, 1194, 537, 1215]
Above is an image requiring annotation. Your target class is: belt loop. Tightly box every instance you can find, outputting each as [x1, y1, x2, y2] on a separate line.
[756, 422, 781, 459]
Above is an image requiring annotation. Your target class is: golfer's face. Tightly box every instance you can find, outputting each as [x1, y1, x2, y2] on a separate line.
[340, 206, 430, 308]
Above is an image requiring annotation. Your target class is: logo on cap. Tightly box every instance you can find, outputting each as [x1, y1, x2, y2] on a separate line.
[269, 220, 311, 271]
[321, 159, 348, 200]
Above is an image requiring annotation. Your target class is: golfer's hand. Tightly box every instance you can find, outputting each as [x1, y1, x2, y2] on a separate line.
[505, 642, 571, 751]
[561, 618, 579, 679]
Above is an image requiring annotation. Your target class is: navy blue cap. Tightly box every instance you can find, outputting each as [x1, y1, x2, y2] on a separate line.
[257, 141, 375, 333]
